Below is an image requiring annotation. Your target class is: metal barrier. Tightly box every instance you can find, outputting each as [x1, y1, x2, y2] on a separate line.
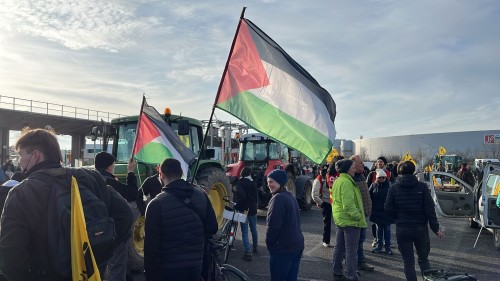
[0, 95, 123, 122]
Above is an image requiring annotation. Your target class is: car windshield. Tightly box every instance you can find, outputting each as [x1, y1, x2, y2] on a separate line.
[240, 141, 279, 161]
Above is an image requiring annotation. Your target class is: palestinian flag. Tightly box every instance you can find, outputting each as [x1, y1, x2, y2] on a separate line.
[132, 97, 196, 176]
[215, 18, 336, 164]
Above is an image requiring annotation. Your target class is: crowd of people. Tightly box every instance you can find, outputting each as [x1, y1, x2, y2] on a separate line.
[0, 128, 450, 281]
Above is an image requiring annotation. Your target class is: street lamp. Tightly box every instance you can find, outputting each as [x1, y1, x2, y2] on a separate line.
[420, 137, 424, 170]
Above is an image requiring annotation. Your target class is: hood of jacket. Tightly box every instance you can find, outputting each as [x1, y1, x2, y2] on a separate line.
[396, 174, 419, 188]
[162, 178, 193, 197]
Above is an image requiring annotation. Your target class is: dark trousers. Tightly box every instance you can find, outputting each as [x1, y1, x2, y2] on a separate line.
[396, 225, 431, 281]
[269, 250, 303, 281]
[332, 226, 360, 280]
[321, 202, 332, 244]
[357, 226, 366, 264]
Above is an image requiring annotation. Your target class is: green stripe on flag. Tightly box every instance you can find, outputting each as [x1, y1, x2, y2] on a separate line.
[217, 91, 332, 163]
[134, 142, 174, 164]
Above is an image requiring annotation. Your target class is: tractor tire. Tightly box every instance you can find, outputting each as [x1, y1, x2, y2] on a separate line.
[296, 176, 313, 211]
[128, 215, 145, 272]
[285, 171, 297, 198]
[196, 167, 232, 228]
[127, 202, 145, 272]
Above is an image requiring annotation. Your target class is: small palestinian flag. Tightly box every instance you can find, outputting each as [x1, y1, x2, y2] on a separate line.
[132, 97, 196, 177]
[215, 18, 336, 164]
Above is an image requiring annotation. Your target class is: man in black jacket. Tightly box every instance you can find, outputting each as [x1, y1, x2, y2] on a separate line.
[144, 158, 218, 281]
[234, 167, 258, 261]
[385, 161, 445, 281]
[0, 128, 133, 281]
[94, 151, 138, 281]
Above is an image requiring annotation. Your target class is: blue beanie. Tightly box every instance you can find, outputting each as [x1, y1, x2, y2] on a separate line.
[268, 169, 288, 186]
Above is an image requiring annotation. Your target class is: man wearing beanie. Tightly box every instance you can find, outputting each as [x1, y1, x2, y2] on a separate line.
[331, 159, 366, 281]
[94, 151, 138, 281]
[349, 155, 375, 272]
[266, 169, 304, 281]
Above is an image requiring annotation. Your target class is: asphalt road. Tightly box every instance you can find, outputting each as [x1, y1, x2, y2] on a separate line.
[132, 207, 500, 281]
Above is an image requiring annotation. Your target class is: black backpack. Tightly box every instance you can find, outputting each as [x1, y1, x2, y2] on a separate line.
[29, 167, 115, 278]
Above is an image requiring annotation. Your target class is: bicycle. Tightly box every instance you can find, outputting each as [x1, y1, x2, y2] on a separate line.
[219, 197, 246, 263]
[202, 239, 252, 281]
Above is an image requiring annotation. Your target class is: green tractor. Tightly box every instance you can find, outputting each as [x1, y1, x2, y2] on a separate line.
[94, 111, 231, 271]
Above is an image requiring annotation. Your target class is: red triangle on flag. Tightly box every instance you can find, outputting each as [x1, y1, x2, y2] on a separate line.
[133, 113, 161, 155]
[217, 20, 270, 104]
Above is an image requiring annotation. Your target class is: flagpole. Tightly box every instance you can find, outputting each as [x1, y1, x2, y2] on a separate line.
[191, 7, 247, 184]
[131, 94, 146, 159]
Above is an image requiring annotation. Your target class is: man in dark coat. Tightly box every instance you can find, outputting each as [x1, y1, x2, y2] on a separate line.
[0, 128, 133, 281]
[144, 158, 218, 281]
[94, 151, 138, 281]
[234, 167, 258, 260]
[385, 161, 445, 281]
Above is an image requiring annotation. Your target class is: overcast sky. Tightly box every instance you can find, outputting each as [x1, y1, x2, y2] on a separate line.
[1, 0, 499, 147]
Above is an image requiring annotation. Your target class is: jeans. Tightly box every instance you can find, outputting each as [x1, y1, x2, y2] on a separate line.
[357, 226, 366, 264]
[375, 223, 392, 249]
[240, 215, 258, 254]
[332, 226, 360, 280]
[106, 236, 129, 281]
[396, 225, 431, 281]
[321, 202, 332, 244]
[269, 250, 303, 281]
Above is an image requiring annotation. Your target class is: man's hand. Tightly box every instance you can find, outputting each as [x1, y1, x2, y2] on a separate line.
[317, 203, 322, 209]
[436, 230, 445, 239]
[127, 158, 137, 173]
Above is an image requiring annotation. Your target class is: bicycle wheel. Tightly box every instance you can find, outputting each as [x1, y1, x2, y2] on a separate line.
[223, 222, 235, 263]
[220, 264, 251, 281]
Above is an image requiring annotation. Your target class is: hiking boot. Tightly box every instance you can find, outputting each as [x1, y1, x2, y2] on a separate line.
[357, 262, 374, 271]
[241, 253, 252, 261]
[372, 247, 383, 254]
[385, 248, 394, 255]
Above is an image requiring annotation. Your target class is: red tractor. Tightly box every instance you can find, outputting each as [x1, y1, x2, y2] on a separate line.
[225, 133, 313, 210]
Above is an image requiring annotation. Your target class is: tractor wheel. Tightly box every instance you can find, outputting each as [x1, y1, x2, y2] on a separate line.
[128, 215, 145, 272]
[196, 167, 232, 228]
[296, 176, 313, 211]
[127, 202, 144, 272]
[285, 172, 297, 198]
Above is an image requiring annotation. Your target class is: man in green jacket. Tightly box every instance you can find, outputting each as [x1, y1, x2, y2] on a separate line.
[331, 159, 367, 281]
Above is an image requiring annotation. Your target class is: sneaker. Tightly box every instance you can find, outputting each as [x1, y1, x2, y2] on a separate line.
[241, 253, 252, 261]
[371, 238, 378, 248]
[357, 262, 374, 271]
[372, 247, 383, 254]
[385, 248, 393, 255]
[322, 242, 332, 248]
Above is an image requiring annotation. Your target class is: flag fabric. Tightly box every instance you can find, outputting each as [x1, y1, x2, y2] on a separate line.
[215, 18, 336, 164]
[401, 151, 417, 166]
[71, 176, 101, 281]
[439, 146, 446, 156]
[132, 97, 196, 176]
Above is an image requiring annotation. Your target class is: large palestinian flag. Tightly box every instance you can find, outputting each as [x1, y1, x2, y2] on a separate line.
[132, 97, 196, 176]
[215, 18, 336, 164]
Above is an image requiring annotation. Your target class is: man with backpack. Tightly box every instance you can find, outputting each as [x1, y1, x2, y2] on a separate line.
[144, 158, 218, 281]
[0, 128, 133, 281]
[94, 151, 138, 281]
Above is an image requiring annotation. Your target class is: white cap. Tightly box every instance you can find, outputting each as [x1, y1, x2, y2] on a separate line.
[375, 169, 386, 178]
